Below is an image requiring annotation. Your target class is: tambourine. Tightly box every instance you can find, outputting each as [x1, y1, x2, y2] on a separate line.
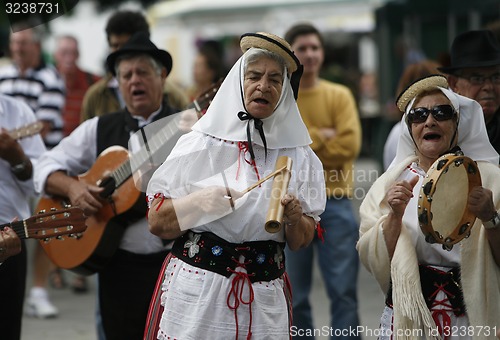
[417, 151, 481, 250]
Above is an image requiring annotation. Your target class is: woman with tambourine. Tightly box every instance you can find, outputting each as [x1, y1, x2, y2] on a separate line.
[358, 75, 500, 339]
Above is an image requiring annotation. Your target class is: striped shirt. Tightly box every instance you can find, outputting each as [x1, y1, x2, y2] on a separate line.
[0, 62, 65, 148]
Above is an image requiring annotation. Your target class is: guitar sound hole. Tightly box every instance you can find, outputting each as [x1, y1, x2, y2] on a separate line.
[99, 177, 116, 198]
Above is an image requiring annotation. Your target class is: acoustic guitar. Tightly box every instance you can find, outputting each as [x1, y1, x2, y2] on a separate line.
[1, 207, 86, 241]
[37, 80, 222, 275]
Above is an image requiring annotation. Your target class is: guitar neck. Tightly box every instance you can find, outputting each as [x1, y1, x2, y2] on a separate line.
[8, 121, 43, 140]
[128, 115, 183, 176]
[185, 79, 222, 116]
[109, 159, 133, 189]
[186, 100, 205, 119]
[108, 114, 183, 191]
[1, 220, 29, 239]
[107, 80, 221, 191]
[8, 131, 25, 140]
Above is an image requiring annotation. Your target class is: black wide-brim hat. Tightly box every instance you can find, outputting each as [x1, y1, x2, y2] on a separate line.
[106, 31, 173, 76]
[438, 30, 500, 74]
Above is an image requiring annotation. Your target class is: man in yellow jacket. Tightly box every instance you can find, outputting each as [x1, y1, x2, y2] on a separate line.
[284, 23, 362, 339]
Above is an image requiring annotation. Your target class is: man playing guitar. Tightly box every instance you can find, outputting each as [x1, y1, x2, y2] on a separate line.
[34, 33, 180, 340]
[0, 93, 46, 340]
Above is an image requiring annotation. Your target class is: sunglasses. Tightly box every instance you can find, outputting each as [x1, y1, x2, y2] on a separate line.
[407, 104, 456, 124]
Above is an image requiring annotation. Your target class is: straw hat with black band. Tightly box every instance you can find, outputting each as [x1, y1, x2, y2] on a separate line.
[241, 32, 303, 100]
[106, 31, 172, 76]
[240, 32, 299, 74]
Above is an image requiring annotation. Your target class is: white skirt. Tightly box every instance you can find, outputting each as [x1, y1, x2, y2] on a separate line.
[157, 257, 290, 340]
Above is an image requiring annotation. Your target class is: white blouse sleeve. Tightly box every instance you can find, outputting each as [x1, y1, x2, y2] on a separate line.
[34, 118, 98, 195]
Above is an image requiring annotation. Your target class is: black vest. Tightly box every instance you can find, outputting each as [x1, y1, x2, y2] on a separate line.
[96, 104, 177, 225]
[487, 112, 500, 164]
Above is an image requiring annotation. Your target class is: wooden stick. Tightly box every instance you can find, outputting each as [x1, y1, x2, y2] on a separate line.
[242, 166, 287, 194]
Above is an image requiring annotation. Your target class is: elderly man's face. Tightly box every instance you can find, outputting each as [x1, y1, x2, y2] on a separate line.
[54, 37, 79, 75]
[9, 29, 40, 70]
[117, 56, 166, 117]
[449, 66, 500, 123]
[243, 56, 283, 119]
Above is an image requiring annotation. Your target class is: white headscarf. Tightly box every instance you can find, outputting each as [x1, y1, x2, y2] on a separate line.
[192, 48, 311, 149]
[389, 86, 499, 169]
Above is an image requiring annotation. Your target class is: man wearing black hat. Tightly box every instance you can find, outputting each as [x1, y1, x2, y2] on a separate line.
[80, 10, 189, 122]
[439, 30, 500, 159]
[33, 32, 177, 340]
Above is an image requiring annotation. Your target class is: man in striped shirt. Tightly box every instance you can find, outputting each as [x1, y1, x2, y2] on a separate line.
[0, 24, 65, 149]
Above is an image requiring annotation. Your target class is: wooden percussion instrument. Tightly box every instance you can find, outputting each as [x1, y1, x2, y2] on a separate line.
[264, 156, 293, 233]
[417, 151, 481, 250]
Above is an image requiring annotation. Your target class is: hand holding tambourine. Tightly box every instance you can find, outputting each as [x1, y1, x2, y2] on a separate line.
[418, 152, 482, 250]
[468, 186, 495, 222]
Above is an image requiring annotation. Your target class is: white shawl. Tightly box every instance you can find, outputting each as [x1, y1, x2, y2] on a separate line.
[192, 48, 311, 149]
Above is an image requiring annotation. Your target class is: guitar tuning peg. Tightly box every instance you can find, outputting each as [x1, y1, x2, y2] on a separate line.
[56, 235, 65, 240]
[38, 210, 46, 214]
[50, 207, 57, 211]
[43, 238, 51, 243]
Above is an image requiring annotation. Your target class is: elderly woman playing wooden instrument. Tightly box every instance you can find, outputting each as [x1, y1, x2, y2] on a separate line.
[145, 32, 326, 340]
[357, 75, 500, 339]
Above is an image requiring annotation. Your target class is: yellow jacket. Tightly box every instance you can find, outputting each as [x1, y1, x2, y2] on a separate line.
[297, 79, 361, 198]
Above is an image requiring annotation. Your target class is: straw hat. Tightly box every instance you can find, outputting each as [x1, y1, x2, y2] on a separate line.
[240, 32, 299, 74]
[396, 75, 449, 112]
[106, 31, 173, 76]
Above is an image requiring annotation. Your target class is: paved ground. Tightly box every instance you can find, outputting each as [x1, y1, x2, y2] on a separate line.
[21, 158, 385, 340]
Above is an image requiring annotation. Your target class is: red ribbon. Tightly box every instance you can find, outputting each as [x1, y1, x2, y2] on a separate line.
[237, 142, 261, 182]
[316, 222, 325, 242]
[429, 282, 454, 340]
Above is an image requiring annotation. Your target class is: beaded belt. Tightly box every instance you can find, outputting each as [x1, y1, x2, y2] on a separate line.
[385, 265, 465, 316]
[171, 231, 286, 283]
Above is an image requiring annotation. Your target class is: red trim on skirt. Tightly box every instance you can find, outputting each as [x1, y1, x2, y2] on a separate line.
[143, 253, 172, 340]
